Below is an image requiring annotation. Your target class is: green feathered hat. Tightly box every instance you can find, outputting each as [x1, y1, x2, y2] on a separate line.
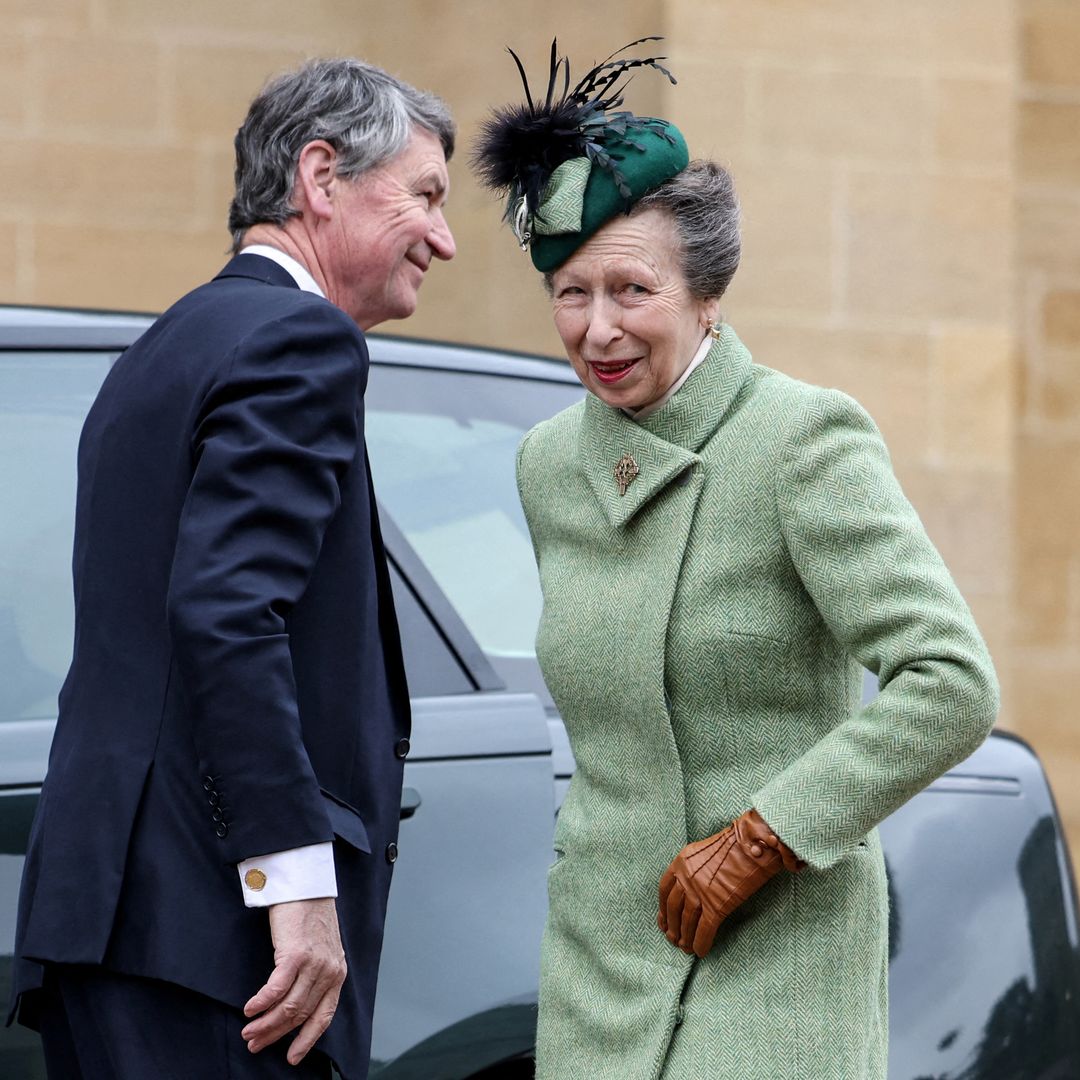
[471, 38, 689, 273]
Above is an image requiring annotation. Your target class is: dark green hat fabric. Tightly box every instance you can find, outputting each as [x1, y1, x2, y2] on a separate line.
[530, 121, 689, 272]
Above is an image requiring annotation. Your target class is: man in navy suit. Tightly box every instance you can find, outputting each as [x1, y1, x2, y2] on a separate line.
[8, 58, 455, 1078]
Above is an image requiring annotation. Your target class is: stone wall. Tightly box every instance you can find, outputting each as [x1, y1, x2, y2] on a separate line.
[1016, 0, 1080, 849]
[1, 1, 1078, 848]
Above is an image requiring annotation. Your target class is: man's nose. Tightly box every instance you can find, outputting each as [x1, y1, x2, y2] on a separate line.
[429, 210, 456, 261]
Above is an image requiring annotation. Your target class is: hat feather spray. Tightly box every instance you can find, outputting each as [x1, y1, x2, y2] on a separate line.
[471, 37, 680, 261]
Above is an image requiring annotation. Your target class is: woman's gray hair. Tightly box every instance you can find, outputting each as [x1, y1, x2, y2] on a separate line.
[543, 160, 741, 300]
[633, 160, 741, 300]
[228, 58, 456, 252]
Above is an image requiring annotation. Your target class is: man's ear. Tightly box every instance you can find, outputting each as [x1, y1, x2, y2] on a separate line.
[294, 140, 338, 223]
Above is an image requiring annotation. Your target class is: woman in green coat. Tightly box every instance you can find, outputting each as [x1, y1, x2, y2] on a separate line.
[475, 41, 999, 1080]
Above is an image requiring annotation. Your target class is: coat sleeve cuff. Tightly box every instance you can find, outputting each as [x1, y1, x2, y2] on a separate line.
[237, 842, 338, 908]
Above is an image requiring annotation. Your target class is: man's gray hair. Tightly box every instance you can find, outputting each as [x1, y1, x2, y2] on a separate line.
[228, 58, 456, 252]
[633, 160, 741, 300]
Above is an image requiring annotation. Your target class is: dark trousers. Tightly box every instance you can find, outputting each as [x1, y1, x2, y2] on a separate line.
[37, 964, 332, 1080]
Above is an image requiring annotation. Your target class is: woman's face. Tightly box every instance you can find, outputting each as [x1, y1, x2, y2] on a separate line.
[550, 208, 718, 411]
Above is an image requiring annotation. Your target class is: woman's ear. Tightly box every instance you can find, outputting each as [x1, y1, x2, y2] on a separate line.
[294, 140, 338, 223]
[700, 297, 722, 330]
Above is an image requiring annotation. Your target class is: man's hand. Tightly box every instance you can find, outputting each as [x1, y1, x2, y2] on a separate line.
[242, 896, 347, 1065]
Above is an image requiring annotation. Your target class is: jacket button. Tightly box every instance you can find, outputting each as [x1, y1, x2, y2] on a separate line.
[202, 776, 215, 791]
[208, 792, 221, 806]
[385, 842, 398, 864]
[216, 823, 229, 838]
[394, 738, 411, 760]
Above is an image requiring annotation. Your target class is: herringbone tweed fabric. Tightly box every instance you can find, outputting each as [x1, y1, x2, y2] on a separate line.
[516, 325, 999, 1080]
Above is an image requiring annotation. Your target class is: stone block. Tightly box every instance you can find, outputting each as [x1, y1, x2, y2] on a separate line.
[900, 466, 1010, 597]
[848, 171, 1012, 321]
[723, 162, 834, 317]
[1019, 195, 1080, 277]
[33, 34, 163, 135]
[1035, 346, 1080, 425]
[0, 38, 28, 127]
[754, 67, 927, 165]
[1023, 0, 1080, 88]
[32, 222, 228, 311]
[729, 322, 933, 466]
[0, 223, 18, 297]
[1020, 101, 1080, 187]
[669, 0, 927, 67]
[1043, 289, 1080, 348]
[671, 58, 748, 161]
[922, 0, 1015, 71]
[0, 138, 203, 226]
[931, 326, 1015, 470]
[1014, 543, 1071, 648]
[934, 78, 1013, 169]
[1016, 433, 1080, 551]
[171, 44, 311, 141]
[2, 0, 88, 26]
[1012, 657, 1080, 751]
[100, 0, 357, 39]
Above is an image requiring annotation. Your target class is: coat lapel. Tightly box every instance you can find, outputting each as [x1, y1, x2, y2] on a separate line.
[578, 325, 754, 530]
[579, 395, 699, 529]
[213, 252, 302, 290]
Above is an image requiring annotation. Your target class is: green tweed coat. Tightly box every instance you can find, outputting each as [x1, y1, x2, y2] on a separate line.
[516, 325, 998, 1080]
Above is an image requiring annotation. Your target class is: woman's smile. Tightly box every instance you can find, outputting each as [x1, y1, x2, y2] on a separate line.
[588, 357, 641, 384]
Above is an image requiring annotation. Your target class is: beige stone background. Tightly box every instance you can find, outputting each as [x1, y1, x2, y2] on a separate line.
[1, 1, 1077, 851]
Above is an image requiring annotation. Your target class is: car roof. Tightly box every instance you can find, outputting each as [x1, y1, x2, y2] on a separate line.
[0, 304, 579, 385]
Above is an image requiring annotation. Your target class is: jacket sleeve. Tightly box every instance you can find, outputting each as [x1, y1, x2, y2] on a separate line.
[166, 303, 365, 864]
[751, 387, 999, 870]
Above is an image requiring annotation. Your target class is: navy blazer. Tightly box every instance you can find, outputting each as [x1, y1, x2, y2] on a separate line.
[11, 254, 410, 1079]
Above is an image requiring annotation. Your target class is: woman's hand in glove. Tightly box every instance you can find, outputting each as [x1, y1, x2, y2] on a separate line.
[658, 808, 804, 958]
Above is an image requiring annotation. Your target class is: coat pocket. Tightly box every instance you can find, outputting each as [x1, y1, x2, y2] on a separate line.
[319, 788, 371, 853]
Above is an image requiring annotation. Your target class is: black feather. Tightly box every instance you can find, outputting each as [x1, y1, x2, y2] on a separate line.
[471, 37, 678, 224]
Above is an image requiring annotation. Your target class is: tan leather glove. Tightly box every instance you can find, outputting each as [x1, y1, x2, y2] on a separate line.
[658, 808, 804, 958]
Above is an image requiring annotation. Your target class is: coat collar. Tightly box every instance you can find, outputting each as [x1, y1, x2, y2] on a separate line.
[578, 324, 754, 530]
[213, 252, 301, 290]
[636, 324, 754, 453]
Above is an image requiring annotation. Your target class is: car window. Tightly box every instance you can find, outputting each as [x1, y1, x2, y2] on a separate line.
[365, 364, 582, 701]
[0, 347, 499, 722]
[387, 560, 472, 696]
[0, 351, 116, 723]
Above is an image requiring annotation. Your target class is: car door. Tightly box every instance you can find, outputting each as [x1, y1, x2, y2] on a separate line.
[0, 345, 122, 1079]
[362, 350, 583, 1077]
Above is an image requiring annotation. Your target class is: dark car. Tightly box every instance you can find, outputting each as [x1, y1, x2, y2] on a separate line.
[1, 306, 1078, 1079]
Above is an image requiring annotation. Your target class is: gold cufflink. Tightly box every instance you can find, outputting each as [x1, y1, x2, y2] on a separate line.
[244, 868, 267, 891]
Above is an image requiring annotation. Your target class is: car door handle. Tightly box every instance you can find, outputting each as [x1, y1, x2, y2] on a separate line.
[400, 787, 422, 820]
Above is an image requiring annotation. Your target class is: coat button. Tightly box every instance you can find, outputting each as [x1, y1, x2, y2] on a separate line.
[385, 842, 398, 864]
[208, 792, 221, 806]
[394, 738, 411, 760]
[216, 823, 229, 838]
[202, 776, 215, 791]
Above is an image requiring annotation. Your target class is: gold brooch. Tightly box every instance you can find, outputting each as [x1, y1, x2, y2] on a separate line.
[614, 453, 640, 496]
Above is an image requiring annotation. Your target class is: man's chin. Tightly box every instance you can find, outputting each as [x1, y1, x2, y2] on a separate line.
[356, 294, 418, 332]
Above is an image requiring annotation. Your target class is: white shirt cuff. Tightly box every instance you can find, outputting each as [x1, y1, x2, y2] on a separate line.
[237, 842, 338, 908]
